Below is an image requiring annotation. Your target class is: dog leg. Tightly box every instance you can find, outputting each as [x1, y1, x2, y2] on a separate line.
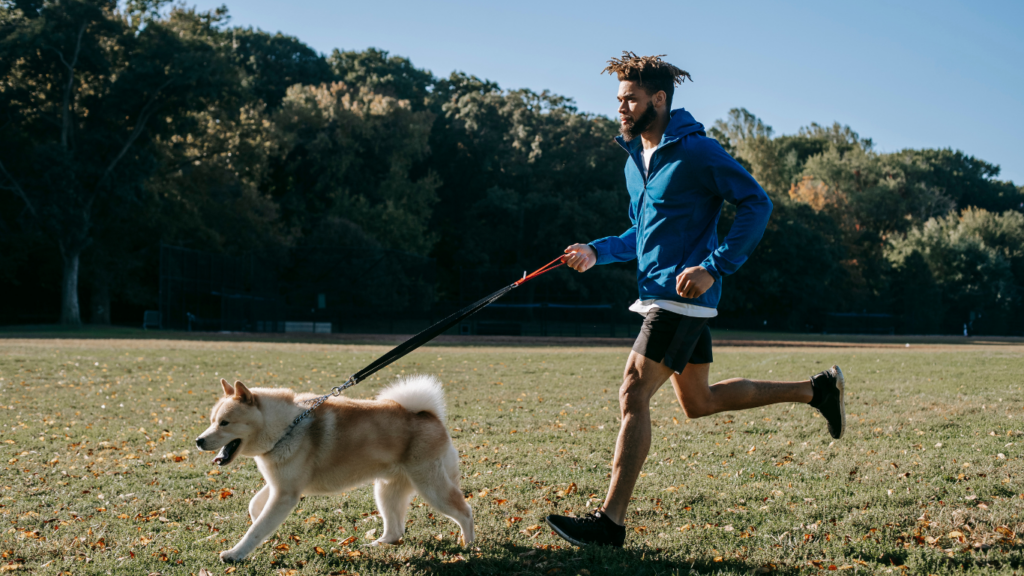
[408, 447, 474, 546]
[248, 484, 271, 522]
[220, 489, 300, 562]
[372, 474, 415, 545]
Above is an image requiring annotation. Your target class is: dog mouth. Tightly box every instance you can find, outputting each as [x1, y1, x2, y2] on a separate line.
[212, 439, 242, 466]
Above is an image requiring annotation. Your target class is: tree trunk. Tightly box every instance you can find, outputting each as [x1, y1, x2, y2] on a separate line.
[90, 277, 111, 325]
[60, 246, 82, 326]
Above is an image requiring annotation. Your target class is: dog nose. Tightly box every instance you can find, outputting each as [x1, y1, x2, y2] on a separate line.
[195, 437, 206, 450]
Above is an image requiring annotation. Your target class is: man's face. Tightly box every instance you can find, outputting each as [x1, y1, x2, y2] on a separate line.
[617, 80, 660, 141]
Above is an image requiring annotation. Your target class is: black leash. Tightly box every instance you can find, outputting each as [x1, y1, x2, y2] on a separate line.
[264, 256, 565, 453]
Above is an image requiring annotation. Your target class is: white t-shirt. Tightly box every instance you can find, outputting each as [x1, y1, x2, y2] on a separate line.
[629, 299, 718, 318]
[642, 146, 655, 173]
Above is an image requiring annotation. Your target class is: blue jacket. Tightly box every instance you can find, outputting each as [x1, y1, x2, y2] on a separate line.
[589, 108, 773, 311]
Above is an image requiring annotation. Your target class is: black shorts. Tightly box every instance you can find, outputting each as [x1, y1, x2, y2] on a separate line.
[632, 308, 713, 373]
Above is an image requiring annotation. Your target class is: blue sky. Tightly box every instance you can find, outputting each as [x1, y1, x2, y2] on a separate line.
[191, 0, 1024, 185]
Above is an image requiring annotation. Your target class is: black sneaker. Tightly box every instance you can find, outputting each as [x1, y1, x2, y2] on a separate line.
[809, 365, 846, 439]
[545, 510, 625, 547]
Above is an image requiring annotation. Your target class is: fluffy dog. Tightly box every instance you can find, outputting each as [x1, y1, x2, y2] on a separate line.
[195, 376, 474, 562]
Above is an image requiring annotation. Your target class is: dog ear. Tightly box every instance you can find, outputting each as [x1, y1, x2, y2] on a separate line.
[221, 378, 234, 397]
[233, 381, 255, 405]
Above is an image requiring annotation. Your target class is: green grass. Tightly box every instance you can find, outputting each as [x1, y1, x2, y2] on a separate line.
[0, 337, 1022, 575]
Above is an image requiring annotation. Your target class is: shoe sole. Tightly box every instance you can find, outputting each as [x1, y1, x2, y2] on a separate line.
[832, 364, 846, 439]
[545, 516, 588, 547]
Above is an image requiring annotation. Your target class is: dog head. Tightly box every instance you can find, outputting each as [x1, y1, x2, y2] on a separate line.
[195, 379, 263, 466]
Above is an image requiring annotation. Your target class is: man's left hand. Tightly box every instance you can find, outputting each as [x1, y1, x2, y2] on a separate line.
[676, 266, 715, 299]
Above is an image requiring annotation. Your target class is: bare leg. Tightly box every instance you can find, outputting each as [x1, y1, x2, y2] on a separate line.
[600, 352, 675, 525]
[601, 354, 815, 526]
[670, 363, 812, 418]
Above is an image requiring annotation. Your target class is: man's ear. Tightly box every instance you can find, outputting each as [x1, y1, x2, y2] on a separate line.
[233, 381, 255, 405]
[655, 90, 667, 111]
[221, 378, 234, 397]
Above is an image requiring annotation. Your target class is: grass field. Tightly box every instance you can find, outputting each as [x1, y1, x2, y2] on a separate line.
[0, 337, 1022, 575]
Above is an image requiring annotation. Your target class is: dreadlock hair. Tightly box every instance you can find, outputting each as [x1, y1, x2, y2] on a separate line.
[602, 51, 692, 110]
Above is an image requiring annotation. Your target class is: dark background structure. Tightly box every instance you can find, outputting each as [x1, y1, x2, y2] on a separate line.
[2, 1, 1023, 336]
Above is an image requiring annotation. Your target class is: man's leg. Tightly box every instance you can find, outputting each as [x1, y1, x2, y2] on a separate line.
[600, 351, 675, 525]
[545, 351, 672, 546]
[669, 363, 812, 419]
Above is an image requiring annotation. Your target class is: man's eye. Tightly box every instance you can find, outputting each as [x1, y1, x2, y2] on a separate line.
[220, 420, 229, 426]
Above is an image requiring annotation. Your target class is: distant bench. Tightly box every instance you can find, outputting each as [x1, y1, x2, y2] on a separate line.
[143, 310, 161, 330]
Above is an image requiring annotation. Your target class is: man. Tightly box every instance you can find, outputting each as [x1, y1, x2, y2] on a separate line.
[545, 52, 846, 548]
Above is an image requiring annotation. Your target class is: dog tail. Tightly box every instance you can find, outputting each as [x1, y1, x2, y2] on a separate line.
[377, 375, 446, 421]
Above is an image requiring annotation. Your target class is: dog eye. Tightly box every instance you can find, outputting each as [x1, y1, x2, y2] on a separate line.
[220, 420, 229, 426]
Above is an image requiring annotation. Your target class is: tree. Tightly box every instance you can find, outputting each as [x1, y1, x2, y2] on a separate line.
[229, 27, 333, 110]
[0, 0, 235, 324]
[886, 208, 1022, 334]
[268, 82, 440, 255]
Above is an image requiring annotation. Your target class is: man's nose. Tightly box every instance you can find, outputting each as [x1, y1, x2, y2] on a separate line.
[195, 436, 206, 450]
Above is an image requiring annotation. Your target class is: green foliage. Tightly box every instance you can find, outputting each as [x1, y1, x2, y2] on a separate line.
[230, 27, 333, 109]
[270, 82, 440, 255]
[886, 208, 1023, 333]
[3, 5, 1023, 334]
[0, 0, 237, 323]
[328, 47, 437, 109]
[718, 200, 847, 330]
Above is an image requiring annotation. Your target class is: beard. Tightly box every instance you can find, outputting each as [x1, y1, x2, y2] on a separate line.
[619, 101, 658, 141]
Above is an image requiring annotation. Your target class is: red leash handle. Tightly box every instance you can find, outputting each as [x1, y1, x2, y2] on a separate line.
[514, 255, 567, 286]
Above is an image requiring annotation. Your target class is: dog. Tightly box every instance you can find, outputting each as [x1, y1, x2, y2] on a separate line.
[195, 375, 474, 562]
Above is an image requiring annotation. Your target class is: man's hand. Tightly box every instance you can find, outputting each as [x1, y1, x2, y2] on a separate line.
[676, 266, 715, 299]
[563, 244, 596, 272]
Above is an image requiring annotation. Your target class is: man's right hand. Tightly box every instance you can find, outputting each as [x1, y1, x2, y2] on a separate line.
[563, 244, 596, 272]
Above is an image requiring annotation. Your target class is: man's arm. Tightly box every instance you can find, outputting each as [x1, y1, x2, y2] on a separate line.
[697, 141, 773, 280]
[565, 224, 638, 273]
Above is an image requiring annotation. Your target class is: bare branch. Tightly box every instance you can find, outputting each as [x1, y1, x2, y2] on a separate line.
[95, 78, 175, 192]
[45, 23, 87, 150]
[62, 24, 86, 149]
[0, 158, 38, 219]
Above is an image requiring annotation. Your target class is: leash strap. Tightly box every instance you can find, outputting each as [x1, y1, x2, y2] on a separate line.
[266, 255, 567, 452]
[347, 255, 565, 384]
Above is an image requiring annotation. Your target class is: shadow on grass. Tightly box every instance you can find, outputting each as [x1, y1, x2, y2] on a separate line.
[311, 540, 798, 576]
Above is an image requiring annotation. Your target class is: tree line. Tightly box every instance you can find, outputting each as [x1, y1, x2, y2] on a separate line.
[2, 1, 1022, 334]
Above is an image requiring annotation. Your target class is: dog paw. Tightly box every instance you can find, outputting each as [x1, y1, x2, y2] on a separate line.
[219, 548, 246, 563]
[368, 537, 402, 547]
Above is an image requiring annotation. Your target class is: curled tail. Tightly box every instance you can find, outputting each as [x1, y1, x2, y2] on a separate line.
[377, 375, 446, 421]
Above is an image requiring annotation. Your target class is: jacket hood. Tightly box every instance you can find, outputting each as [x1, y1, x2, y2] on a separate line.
[663, 108, 705, 141]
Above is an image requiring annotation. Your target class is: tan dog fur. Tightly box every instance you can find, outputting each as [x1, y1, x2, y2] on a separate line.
[195, 376, 473, 562]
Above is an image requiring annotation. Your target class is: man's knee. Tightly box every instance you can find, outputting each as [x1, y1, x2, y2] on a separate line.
[618, 376, 649, 415]
[679, 398, 713, 419]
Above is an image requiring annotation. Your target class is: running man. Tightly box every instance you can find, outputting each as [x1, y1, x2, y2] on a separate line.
[545, 52, 845, 548]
